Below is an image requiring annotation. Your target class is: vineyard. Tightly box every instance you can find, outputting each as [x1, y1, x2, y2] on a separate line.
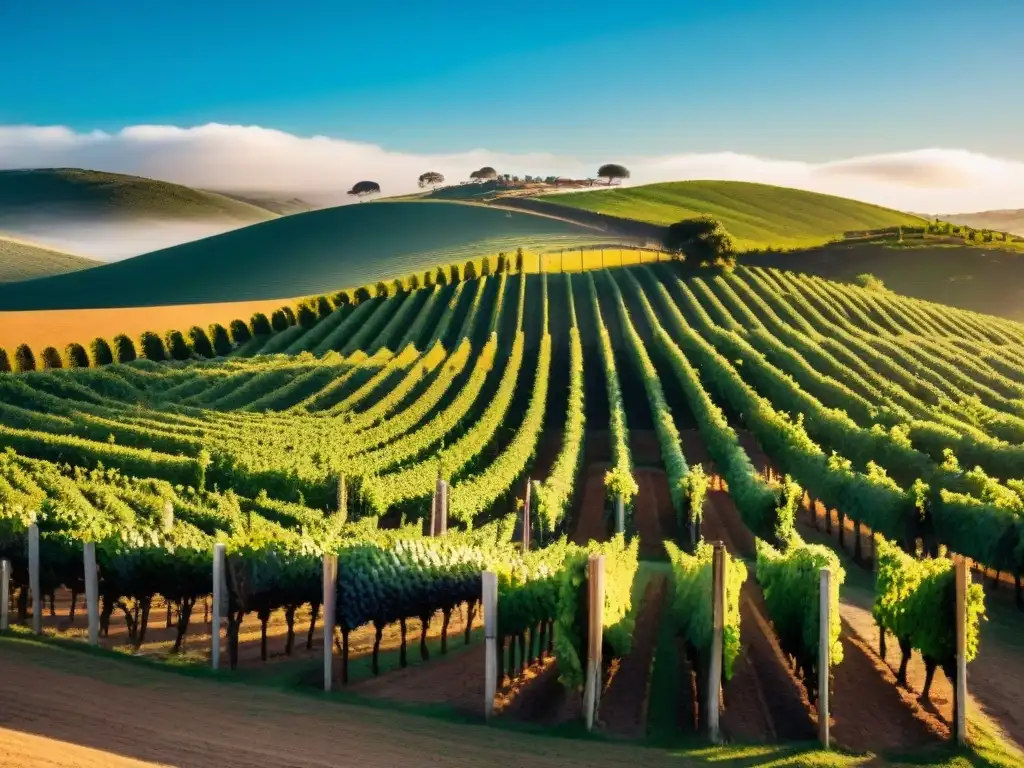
[3, 260, 1024, 763]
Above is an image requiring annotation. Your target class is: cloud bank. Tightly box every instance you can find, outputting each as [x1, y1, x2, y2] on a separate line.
[1, 123, 1022, 250]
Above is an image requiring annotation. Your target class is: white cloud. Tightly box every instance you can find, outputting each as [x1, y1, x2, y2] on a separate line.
[1, 122, 1022, 224]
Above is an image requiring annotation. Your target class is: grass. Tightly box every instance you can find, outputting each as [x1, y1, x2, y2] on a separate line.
[0, 233, 100, 283]
[0, 200, 613, 310]
[0, 168, 277, 224]
[538, 180, 925, 250]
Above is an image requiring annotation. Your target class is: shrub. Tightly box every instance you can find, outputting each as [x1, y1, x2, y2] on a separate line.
[435, 266, 447, 286]
[0, 347, 10, 373]
[663, 216, 736, 268]
[270, 309, 290, 332]
[423, 270, 434, 288]
[281, 306, 296, 325]
[14, 344, 36, 372]
[63, 343, 90, 368]
[209, 323, 233, 356]
[230, 319, 252, 345]
[250, 312, 272, 336]
[853, 273, 887, 292]
[40, 346, 63, 370]
[464, 260, 478, 280]
[332, 290, 351, 307]
[113, 334, 137, 363]
[449, 263, 461, 284]
[165, 330, 191, 361]
[89, 337, 114, 366]
[138, 331, 166, 361]
[188, 326, 215, 358]
[391, 278, 404, 295]
[297, 303, 318, 329]
[374, 281, 389, 299]
[354, 287, 372, 304]
[316, 295, 334, 319]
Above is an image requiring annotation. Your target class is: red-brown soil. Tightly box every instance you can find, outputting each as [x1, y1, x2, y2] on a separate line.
[0, 640, 689, 768]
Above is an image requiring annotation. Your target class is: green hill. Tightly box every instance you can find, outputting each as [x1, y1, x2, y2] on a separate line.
[0, 234, 101, 283]
[0, 200, 610, 310]
[940, 209, 1024, 237]
[0, 168, 278, 224]
[537, 180, 924, 250]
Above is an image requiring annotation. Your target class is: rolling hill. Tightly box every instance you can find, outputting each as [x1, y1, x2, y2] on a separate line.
[533, 180, 924, 250]
[939, 209, 1024, 237]
[0, 234, 100, 282]
[0, 200, 612, 310]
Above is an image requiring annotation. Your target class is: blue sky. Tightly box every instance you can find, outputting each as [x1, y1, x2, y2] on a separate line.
[2, 0, 1022, 161]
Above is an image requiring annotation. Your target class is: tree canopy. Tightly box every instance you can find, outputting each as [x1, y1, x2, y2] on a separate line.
[348, 180, 381, 199]
[663, 215, 736, 268]
[418, 171, 445, 188]
[469, 167, 498, 182]
[597, 163, 630, 185]
[113, 335, 137, 363]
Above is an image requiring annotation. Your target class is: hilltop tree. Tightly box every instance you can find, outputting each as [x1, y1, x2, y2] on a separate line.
[209, 324, 233, 356]
[316, 295, 334, 319]
[63, 343, 90, 369]
[408, 273, 421, 290]
[373, 281, 389, 299]
[481, 256, 491, 276]
[297, 303, 318, 329]
[348, 180, 381, 200]
[332, 290, 352, 307]
[663, 215, 736, 268]
[281, 306, 296, 325]
[229, 320, 252, 346]
[464, 260, 478, 280]
[354, 287, 373, 304]
[469, 167, 498, 183]
[423, 270, 434, 288]
[89, 337, 114, 367]
[418, 171, 445, 189]
[597, 163, 630, 185]
[40, 347, 63, 370]
[449, 263, 461, 284]
[270, 309, 290, 332]
[250, 313, 272, 336]
[188, 326, 215, 358]
[138, 331, 166, 362]
[0, 347, 10, 373]
[435, 266, 447, 286]
[14, 344, 36, 372]
[113, 334, 137, 363]
[165, 330, 191, 361]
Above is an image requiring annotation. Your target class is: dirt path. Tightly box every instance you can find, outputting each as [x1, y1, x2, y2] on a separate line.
[0, 640, 687, 768]
[598, 574, 667, 738]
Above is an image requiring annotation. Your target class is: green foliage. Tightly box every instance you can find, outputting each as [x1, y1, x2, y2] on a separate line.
[164, 330, 191, 361]
[14, 344, 36, 372]
[40, 346, 63, 370]
[188, 326, 215, 358]
[316, 295, 334, 319]
[854, 273, 887, 292]
[664, 540, 747, 680]
[663, 215, 736, 267]
[553, 535, 640, 689]
[0, 347, 10, 373]
[209, 323, 233, 356]
[112, 334, 137, 363]
[597, 163, 630, 184]
[89, 337, 114, 367]
[63, 343, 89, 369]
[497, 537, 579, 638]
[296, 303, 318, 329]
[270, 309, 290, 332]
[250, 312, 272, 336]
[138, 331, 166, 362]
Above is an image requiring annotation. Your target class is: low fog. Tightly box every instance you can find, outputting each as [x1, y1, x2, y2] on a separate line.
[1, 218, 260, 262]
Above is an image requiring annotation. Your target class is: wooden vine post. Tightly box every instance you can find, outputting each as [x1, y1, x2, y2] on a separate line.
[615, 495, 625, 535]
[483, 570, 498, 720]
[818, 567, 831, 748]
[0, 558, 10, 631]
[211, 542, 226, 670]
[583, 554, 606, 732]
[83, 542, 100, 647]
[431, 479, 448, 537]
[323, 554, 338, 692]
[954, 556, 968, 745]
[708, 542, 726, 744]
[522, 478, 532, 552]
[29, 523, 41, 635]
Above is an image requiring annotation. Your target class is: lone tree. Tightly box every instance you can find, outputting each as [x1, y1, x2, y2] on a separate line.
[469, 167, 498, 183]
[40, 347, 63, 370]
[112, 334, 137, 363]
[418, 171, 445, 189]
[597, 163, 630, 185]
[63, 343, 90, 368]
[348, 180, 381, 201]
[663, 215, 736, 269]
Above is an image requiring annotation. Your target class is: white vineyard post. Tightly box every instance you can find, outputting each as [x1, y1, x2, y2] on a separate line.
[583, 554, 605, 731]
[708, 542, 726, 744]
[955, 557, 968, 745]
[615, 494, 625, 535]
[83, 542, 100, 647]
[483, 571, 498, 720]
[323, 554, 338, 692]
[211, 542, 225, 670]
[29, 523, 41, 635]
[818, 567, 831, 748]
[162, 501, 174, 533]
[522, 478, 532, 552]
[0, 559, 10, 631]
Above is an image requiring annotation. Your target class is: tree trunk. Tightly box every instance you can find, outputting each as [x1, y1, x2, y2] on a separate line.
[48, 590, 56, 617]
[69, 589, 78, 623]
[342, 627, 350, 685]
[228, 609, 244, 670]
[399, 617, 408, 668]
[135, 596, 152, 648]
[307, 602, 320, 650]
[921, 657, 937, 702]
[896, 639, 911, 687]
[173, 597, 195, 653]
[372, 622, 383, 675]
[547, 620, 555, 653]
[464, 599, 477, 644]
[508, 634, 517, 680]
[258, 606, 271, 661]
[440, 607, 452, 654]
[837, 510, 846, 548]
[853, 520, 863, 563]
[284, 605, 296, 655]
[419, 613, 431, 661]
[100, 593, 113, 636]
[879, 626, 886, 660]
[17, 584, 28, 622]
[518, 633, 526, 675]
[528, 626, 536, 664]
[825, 506, 833, 534]
[538, 621, 547, 660]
